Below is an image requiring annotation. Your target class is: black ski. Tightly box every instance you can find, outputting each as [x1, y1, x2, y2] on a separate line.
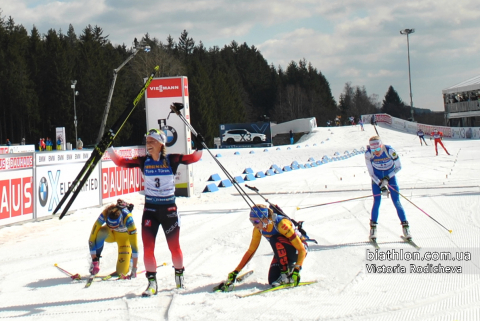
[401, 236, 420, 250]
[85, 275, 95, 288]
[53, 66, 159, 219]
[370, 238, 380, 249]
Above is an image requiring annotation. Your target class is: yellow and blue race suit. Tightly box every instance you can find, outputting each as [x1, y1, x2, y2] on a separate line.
[88, 207, 138, 276]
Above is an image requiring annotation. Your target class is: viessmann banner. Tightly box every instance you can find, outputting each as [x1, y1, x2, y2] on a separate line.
[145, 77, 195, 197]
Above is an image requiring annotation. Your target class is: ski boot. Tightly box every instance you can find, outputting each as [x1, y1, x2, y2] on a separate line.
[271, 270, 293, 287]
[142, 273, 157, 297]
[401, 221, 412, 240]
[369, 220, 377, 241]
[175, 267, 185, 289]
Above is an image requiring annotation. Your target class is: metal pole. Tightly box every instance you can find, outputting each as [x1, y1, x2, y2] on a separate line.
[406, 33, 414, 121]
[96, 50, 139, 143]
[73, 86, 77, 143]
[96, 40, 150, 144]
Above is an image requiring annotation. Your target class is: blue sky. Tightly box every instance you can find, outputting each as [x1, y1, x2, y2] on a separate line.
[2, 0, 480, 112]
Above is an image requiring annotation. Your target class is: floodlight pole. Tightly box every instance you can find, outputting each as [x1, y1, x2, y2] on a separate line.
[71, 80, 78, 142]
[400, 28, 415, 121]
[96, 40, 151, 143]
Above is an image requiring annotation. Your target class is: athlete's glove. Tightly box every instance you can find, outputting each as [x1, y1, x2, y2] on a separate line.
[90, 259, 100, 275]
[216, 270, 239, 292]
[291, 268, 301, 286]
[129, 267, 137, 279]
[194, 133, 205, 150]
[380, 186, 388, 195]
[379, 178, 389, 195]
[226, 270, 239, 285]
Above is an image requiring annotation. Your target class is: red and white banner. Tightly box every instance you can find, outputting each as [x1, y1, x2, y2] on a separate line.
[0, 152, 34, 226]
[0, 153, 34, 225]
[0, 155, 34, 170]
[0, 171, 34, 221]
[362, 114, 480, 139]
[101, 147, 146, 201]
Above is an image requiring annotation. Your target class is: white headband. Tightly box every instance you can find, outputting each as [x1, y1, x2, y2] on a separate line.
[147, 131, 166, 144]
[369, 139, 382, 148]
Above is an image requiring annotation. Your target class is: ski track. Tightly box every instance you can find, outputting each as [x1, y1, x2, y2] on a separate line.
[1, 124, 480, 320]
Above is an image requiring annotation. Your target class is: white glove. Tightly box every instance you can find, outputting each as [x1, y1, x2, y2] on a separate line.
[379, 179, 389, 195]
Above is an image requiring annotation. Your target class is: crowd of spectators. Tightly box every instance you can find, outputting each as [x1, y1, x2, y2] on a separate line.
[444, 91, 480, 104]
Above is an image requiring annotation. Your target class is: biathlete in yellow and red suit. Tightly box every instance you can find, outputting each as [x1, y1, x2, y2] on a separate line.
[108, 128, 203, 296]
[88, 199, 139, 278]
[217, 204, 308, 291]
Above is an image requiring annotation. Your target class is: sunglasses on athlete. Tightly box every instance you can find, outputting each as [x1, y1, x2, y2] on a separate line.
[147, 129, 161, 135]
[369, 141, 382, 152]
[249, 218, 261, 225]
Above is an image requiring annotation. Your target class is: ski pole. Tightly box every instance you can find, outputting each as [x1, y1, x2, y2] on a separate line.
[169, 103, 257, 211]
[244, 185, 291, 218]
[54, 263, 81, 280]
[388, 184, 452, 233]
[137, 261, 167, 275]
[296, 194, 381, 210]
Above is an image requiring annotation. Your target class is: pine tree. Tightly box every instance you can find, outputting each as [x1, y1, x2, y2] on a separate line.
[26, 26, 44, 141]
[187, 58, 217, 146]
[178, 30, 195, 61]
[3, 17, 36, 143]
[381, 86, 409, 119]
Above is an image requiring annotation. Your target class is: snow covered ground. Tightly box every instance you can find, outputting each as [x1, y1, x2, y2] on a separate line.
[1, 123, 479, 320]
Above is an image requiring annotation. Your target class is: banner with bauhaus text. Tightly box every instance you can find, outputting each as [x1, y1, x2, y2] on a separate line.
[101, 147, 145, 201]
[0, 153, 34, 226]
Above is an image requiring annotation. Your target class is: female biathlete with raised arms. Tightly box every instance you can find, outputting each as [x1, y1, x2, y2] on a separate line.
[108, 128, 202, 296]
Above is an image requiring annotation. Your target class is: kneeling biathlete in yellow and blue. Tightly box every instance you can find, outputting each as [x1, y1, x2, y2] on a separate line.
[217, 204, 307, 291]
[88, 199, 139, 278]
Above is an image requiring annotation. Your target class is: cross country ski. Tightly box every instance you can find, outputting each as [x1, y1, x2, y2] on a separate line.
[401, 236, 421, 250]
[237, 281, 318, 298]
[213, 270, 254, 292]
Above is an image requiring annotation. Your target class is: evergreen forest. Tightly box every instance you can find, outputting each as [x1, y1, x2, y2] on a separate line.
[1, 15, 406, 148]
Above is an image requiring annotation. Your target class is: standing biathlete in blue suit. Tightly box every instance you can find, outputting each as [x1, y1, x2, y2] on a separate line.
[365, 136, 411, 241]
